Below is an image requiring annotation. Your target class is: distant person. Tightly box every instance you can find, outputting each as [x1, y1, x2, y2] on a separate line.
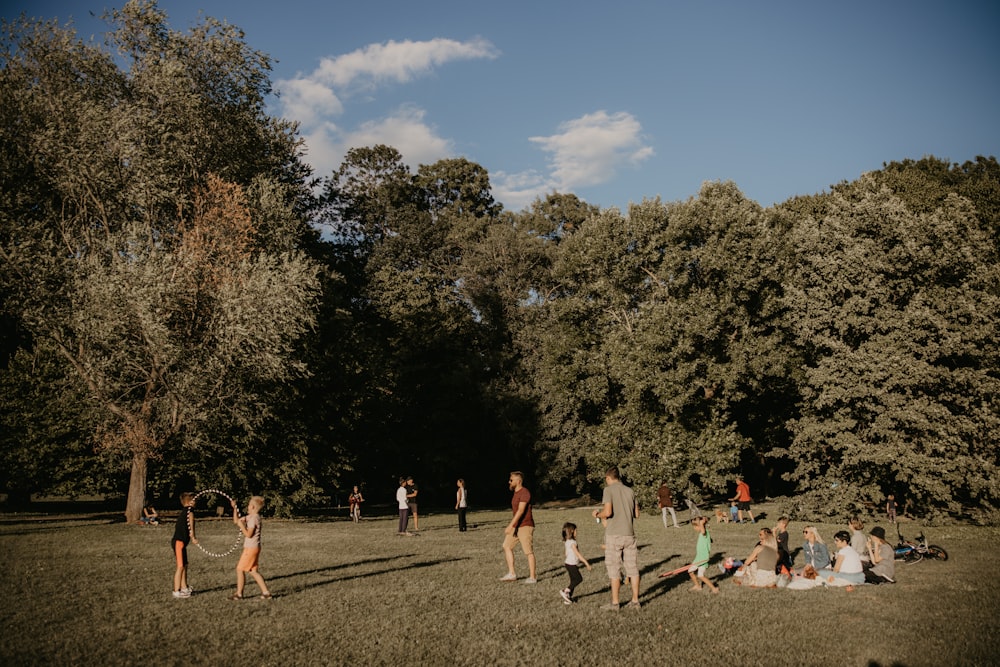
[657, 482, 679, 528]
[455, 479, 469, 532]
[728, 475, 755, 523]
[801, 526, 831, 571]
[140, 505, 159, 526]
[886, 494, 898, 523]
[592, 466, 641, 610]
[349, 485, 364, 523]
[687, 516, 718, 593]
[863, 527, 895, 584]
[729, 501, 739, 524]
[849, 517, 868, 562]
[396, 477, 412, 536]
[559, 522, 592, 604]
[229, 496, 272, 600]
[406, 477, 419, 531]
[500, 471, 536, 583]
[171, 491, 198, 598]
[684, 495, 703, 521]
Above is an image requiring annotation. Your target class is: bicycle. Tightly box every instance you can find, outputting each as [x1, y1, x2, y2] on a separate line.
[893, 525, 948, 563]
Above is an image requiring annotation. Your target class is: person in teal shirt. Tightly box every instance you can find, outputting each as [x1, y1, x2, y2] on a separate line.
[688, 516, 718, 593]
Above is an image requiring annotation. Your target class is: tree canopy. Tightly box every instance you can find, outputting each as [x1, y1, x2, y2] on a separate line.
[2, 2, 998, 522]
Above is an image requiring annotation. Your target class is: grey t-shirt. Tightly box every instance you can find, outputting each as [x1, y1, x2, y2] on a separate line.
[602, 482, 636, 537]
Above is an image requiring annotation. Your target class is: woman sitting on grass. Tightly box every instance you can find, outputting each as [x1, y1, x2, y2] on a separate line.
[863, 527, 895, 584]
[801, 526, 831, 571]
[734, 527, 779, 587]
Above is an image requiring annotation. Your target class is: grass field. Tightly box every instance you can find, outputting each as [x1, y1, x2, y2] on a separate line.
[2, 500, 998, 666]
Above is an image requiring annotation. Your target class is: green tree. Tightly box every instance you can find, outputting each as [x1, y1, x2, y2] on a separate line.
[533, 183, 797, 503]
[0, 3, 320, 521]
[781, 173, 1000, 518]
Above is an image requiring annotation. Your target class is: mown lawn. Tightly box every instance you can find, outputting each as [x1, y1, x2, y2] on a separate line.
[1, 501, 998, 666]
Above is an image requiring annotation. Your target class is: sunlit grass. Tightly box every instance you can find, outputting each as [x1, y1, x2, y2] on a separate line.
[1, 502, 998, 666]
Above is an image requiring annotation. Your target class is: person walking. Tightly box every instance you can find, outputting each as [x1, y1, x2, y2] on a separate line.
[592, 466, 641, 610]
[728, 475, 755, 523]
[657, 482, 679, 528]
[456, 478, 469, 532]
[500, 471, 536, 583]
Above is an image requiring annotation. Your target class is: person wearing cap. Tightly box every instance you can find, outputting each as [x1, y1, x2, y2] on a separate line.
[863, 526, 895, 584]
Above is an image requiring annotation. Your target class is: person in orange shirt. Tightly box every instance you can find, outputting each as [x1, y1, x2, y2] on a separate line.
[728, 475, 755, 524]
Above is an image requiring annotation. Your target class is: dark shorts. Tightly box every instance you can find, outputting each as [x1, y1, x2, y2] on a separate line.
[737, 501, 751, 511]
[408, 503, 418, 513]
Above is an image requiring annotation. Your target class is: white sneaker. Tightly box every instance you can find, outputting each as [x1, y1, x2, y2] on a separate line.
[181, 587, 193, 595]
[172, 590, 190, 599]
[499, 573, 517, 582]
[560, 588, 572, 603]
[522, 577, 537, 584]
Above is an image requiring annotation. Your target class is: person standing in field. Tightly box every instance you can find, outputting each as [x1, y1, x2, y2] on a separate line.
[886, 494, 898, 523]
[396, 477, 412, 536]
[229, 495, 272, 600]
[500, 471, 536, 583]
[349, 485, 364, 523]
[406, 476, 419, 531]
[456, 478, 469, 532]
[171, 491, 198, 598]
[559, 522, 591, 604]
[592, 466, 641, 610]
[657, 482, 679, 528]
[688, 516, 718, 593]
[728, 475, 755, 523]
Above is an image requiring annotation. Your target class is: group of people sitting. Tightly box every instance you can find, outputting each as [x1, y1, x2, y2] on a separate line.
[732, 516, 895, 590]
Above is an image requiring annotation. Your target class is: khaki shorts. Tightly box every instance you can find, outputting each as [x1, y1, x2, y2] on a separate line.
[502, 525, 534, 555]
[604, 534, 639, 579]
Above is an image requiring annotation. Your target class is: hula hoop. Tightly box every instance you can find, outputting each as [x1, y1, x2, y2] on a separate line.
[190, 488, 244, 558]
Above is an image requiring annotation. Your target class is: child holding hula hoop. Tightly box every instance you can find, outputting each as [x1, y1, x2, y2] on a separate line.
[171, 491, 198, 599]
[229, 496, 272, 600]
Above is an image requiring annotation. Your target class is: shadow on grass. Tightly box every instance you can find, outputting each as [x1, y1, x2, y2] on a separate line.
[195, 555, 471, 597]
[639, 553, 727, 601]
[0, 518, 118, 536]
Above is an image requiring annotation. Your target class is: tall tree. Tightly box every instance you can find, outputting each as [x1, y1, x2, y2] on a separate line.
[781, 173, 1000, 518]
[0, 2, 320, 521]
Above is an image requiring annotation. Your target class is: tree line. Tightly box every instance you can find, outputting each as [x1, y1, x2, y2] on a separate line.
[2, 2, 998, 522]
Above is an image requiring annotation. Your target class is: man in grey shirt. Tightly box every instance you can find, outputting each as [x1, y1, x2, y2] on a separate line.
[592, 466, 641, 610]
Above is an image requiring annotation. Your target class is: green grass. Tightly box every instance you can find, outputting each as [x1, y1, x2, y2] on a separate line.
[2, 502, 998, 666]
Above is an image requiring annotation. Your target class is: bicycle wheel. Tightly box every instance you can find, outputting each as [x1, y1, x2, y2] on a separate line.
[927, 545, 949, 561]
[902, 549, 923, 564]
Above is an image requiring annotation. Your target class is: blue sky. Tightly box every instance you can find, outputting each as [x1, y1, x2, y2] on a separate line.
[12, 1, 1000, 211]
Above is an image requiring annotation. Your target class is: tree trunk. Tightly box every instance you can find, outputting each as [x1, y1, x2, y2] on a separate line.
[124, 450, 148, 524]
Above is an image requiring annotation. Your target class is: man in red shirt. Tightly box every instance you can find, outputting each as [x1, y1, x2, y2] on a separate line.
[500, 471, 537, 583]
[729, 475, 755, 523]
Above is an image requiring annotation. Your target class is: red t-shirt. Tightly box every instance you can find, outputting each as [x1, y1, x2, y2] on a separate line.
[735, 481, 751, 502]
[511, 487, 534, 528]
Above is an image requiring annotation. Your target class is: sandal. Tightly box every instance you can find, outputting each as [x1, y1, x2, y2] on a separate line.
[260, 593, 272, 600]
[228, 593, 243, 600]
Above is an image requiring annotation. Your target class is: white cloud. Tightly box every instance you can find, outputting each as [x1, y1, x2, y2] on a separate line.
[275, 37, 497, 179]
[315, 37, 499, 91]
[491, 169, 552, 212]
[342, 106, 454, 168]
[493, 111, 654, 210]
[279, 77, 343, 126]
[529, 111, 654, 190]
